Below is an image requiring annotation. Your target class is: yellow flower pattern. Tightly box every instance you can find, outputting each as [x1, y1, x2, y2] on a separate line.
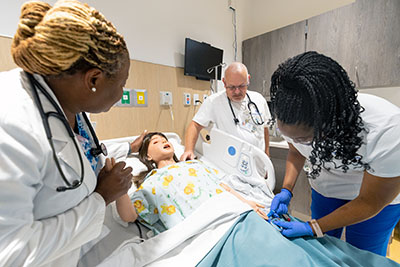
[130, 160, 224, 233]
[213, 168, 219, 174]
[134, 200, 145, 213]
[184, 182, 195, 195]
[136, 184, 144, 191]
[188, 168, 197, 177]
[168, 165, 179, 170]
[161, 204, 176, 215]
[162, 175, 174, 187]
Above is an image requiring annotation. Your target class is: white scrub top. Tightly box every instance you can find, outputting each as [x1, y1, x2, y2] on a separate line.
[0, 69, 129, 266]
[287, 93, 400, 204]
[193, 90, 271, 151]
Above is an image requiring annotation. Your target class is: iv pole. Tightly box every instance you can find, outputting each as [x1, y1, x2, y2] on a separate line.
[207, 63, 226, 93]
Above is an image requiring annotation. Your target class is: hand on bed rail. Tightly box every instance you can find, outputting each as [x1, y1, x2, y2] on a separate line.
[180, 150, 196, 161]
[95, 157, 133, 205]
[220, 183, 269, 220]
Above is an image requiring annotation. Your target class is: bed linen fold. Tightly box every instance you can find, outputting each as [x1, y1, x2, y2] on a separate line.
[97, 192, 251, 267]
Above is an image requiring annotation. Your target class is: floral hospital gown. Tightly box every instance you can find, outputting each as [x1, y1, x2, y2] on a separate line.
[130, 160, 224, 234]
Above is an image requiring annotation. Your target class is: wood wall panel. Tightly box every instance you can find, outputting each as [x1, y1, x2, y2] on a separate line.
[91, 61, 209, 140]
[0, 36, 17, 71]
[0, 35, 209, 141]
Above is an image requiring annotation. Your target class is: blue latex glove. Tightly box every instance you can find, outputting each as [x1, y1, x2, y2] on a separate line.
[273, 220, 314, 238]
[268, 188, 292, 217]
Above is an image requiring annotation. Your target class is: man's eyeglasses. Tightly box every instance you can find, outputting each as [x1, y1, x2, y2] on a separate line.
[225, 83, 249, 91]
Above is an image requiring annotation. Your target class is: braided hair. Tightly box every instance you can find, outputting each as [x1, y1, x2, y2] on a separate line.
[270, 51, 370, 178]
[11, 0, 128, 77]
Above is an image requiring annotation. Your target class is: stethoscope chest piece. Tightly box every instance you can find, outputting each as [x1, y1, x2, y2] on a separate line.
[91, 142, 108, 157]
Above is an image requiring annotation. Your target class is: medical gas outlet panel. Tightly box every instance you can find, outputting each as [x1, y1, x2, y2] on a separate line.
[183, 93, 203, 106]
[116, 88, 148, 107]
[183, 93, 191, 106]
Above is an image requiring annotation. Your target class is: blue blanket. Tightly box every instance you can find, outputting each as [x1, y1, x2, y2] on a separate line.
[197, 211, 400, 267]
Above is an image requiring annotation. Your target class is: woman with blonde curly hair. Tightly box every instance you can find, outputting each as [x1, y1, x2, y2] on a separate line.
[0, 1, 139, 266]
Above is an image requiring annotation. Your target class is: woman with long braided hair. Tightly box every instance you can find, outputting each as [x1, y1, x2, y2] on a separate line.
[0, 1, 138, 265]
[268, 51, 400, 256]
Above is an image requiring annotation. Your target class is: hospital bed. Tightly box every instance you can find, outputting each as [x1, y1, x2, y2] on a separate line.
[78, 129, 400, 267]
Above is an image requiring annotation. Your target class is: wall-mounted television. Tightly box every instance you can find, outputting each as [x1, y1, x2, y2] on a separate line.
[184, 38, 224, 81]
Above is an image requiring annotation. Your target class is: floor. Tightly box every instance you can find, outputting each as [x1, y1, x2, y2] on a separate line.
[388, 237, 400, 263]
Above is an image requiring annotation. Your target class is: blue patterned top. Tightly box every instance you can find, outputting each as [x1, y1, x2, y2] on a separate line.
[75, 114, 98, 171]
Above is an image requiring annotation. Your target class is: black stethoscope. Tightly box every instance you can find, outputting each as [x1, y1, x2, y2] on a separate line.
[26, 72, 107, 192]
[227, 93, 265, 126]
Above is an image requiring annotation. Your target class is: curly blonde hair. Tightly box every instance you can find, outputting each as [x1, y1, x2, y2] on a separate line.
[11, 0, 128, 76]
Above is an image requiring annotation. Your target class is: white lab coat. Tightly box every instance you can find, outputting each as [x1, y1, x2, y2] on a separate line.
[0, 69, 129, 266]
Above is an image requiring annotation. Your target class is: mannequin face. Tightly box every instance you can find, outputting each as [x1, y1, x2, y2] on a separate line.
[277, 120, 314, 145]
[146, 135, 175, 164]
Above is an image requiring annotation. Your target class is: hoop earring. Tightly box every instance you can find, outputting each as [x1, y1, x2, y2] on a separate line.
[91, 87, 97, 92]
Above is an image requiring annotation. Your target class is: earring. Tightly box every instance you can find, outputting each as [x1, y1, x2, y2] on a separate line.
[91, 87, 97, 92]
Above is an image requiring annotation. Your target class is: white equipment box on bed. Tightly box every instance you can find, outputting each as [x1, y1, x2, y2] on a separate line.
[196, 127, 275, 191]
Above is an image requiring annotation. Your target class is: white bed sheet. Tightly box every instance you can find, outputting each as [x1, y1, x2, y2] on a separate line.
[78, 130, 275, 266]
[97, 192, 250, 267]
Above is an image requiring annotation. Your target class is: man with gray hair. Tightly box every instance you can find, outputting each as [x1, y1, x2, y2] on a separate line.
[180, 62, 271, 161]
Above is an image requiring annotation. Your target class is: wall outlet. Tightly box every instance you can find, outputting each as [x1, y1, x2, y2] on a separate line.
[183, 93, 191, 106]
[160, 91, 173, 105]
[193, 94, 200, 105]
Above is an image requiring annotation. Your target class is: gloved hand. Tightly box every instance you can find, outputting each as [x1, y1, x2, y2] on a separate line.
[273, 220, 314, 238]
[268, 188, 292, 217]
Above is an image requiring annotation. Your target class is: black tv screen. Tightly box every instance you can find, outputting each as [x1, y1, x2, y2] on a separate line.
[184, 38, 223, 81]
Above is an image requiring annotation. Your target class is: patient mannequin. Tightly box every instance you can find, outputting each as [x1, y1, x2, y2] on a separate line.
[115, 132, 268, 234]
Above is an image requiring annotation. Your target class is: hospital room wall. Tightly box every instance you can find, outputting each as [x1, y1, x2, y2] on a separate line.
[0, 35, 209, 140]
[89, 61, 210, 140]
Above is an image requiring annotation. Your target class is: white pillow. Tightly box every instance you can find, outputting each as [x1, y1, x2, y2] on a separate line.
[102, 132, 184, 183]
[126, 138, 184, 175]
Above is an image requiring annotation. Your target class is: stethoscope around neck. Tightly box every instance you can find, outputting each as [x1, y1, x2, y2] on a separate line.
[227, 93, 265, 126]
[26, 72, 107, 192]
